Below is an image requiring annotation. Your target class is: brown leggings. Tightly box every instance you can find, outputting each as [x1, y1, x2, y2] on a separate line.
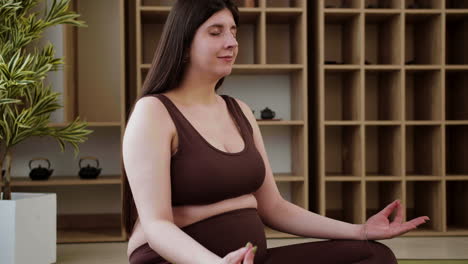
[129, 208, 397, 264]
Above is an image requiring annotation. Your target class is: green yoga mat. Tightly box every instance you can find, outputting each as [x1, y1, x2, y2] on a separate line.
[399, 261, 468, 264]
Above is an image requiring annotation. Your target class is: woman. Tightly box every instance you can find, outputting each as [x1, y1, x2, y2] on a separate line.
[122, 0, 429, 263]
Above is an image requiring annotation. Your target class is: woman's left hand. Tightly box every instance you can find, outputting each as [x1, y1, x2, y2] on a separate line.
[361, 200, 430, 240]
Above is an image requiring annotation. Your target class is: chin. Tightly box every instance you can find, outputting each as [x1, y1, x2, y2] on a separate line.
[214, 67, 233, 78]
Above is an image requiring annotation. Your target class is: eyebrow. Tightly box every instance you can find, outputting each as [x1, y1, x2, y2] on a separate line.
[208, 24, 237, 30]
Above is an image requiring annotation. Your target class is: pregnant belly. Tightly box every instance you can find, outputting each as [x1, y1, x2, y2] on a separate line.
[172, 193, 258, 228]
[127, 194, 258, 257]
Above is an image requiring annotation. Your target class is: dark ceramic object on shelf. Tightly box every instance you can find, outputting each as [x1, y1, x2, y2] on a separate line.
[260, 107, 276, 120]
[29, 157, 53, 180]
[365, 60, 371, 65]
[78, 156, 102, 179]
[325, 60, 341, 64]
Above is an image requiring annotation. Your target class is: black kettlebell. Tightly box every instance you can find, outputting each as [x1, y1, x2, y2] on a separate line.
[78, 156, 101, 179]
[29, 157, 53, 180]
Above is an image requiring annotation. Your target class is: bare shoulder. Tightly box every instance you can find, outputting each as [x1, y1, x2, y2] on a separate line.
[127, 95, 176, 135]
[232, 97, 256, 123]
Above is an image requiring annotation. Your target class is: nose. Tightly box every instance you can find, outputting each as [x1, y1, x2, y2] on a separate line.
[224, 32, 238, 49]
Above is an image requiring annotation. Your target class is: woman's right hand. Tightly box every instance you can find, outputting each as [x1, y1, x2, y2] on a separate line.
[220, 242, 257, 264]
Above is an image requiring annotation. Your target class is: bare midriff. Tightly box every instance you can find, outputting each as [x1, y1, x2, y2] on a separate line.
[127, 193, 258, 257]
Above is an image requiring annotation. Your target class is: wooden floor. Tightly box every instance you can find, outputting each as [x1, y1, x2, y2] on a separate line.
[55, 237, 468, 263]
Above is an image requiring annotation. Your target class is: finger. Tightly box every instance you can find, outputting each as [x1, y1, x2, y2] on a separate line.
[224, 247, 249, 263]
[378, 200, 399, 218]
[394, 217, 428, 236]
[243, 246, 257, 264]
[408, 216, 429, 227]
[391, 200, 404, 224]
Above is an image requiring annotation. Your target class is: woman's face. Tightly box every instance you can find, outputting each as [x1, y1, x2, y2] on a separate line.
[188, 8, 238, 78]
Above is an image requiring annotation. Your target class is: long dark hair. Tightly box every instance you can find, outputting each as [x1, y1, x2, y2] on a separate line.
[123, 0, 239, 237]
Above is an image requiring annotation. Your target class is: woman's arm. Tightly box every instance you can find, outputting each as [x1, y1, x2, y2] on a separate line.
[123, 97, 221, 264]
[235, 98, 428, 240]
[262, 199, 364, 240]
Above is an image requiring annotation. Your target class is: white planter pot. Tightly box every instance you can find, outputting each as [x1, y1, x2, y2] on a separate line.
[0, 192, 56, 264]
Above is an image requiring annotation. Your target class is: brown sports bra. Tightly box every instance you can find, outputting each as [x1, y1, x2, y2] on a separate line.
[147, 93, 266, 206]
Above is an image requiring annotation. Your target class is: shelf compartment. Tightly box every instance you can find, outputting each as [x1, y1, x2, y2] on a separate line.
[446, 125, 468, 176]
[266, 0, 304, 8]
[404, 13, 442, 65]
[446, 0, 468, 9]
[406, 181, 443, 231]
[140, 10, 168, 64]
[266, 12, 303, 64]
[325, 0, 361, 8]
[326, 181, 363, 223]
[325, 125, 362, 177]
[365, 125, 402, 177]
[8, 176, 121, 187]
[365, 13, 402, 65]
[11, 127, 123, 177]
[236, 11, 262, 64]
[446, 181, 468, 231]
[325, 69, 361, 121]
[140, 0, 173, 6]
[72, 0, 124, 123]
[365, 0, 402, 9]
[405, 125, 442, 176]
[57, 213, 123, 243]
[366, 181, 402, 219]
[277, 181, 306, 208]
[446, 13, 468, 65]
[446, 70, 468, 120]
[405, 69, 442, 121]
[405, 0, 442, 9]
[221, 72, 305, 121]
[365, 69, 402, 120]
[325, 12, 361, 65]
[233, 0, 260, 8]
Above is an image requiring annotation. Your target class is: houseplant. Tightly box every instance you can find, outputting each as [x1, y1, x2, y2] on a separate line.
[0, 0, 91, 262]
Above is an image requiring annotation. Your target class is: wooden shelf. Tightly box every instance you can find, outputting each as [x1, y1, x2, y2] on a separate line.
[325, 176, 361, 181]
[324, 8, 361, 14]
[48, 122, 122, 127]
[10, 0, 127, 244]
[365, 176, 403, 181]
[274, 174, 305, 182]
[257, 120, 304, 126]
[324, 0, 361, 9]
[5, 176, 121, 187]
[316, 1, 468, 236]
[58, 228, 124, 243]
[364, 0, 402, 9]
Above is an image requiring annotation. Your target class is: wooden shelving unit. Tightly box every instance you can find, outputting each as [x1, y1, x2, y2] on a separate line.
[128, 0, 308, 238]
[10, 0, 126, 243]
[315, 0, 468, 236]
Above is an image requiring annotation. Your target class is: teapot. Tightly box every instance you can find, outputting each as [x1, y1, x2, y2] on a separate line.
[260, 107, 276, 119]
[78, 156, 102, 179]
[29, 157, 53, 180]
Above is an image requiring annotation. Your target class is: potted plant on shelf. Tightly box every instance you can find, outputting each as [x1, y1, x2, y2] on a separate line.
[0, 0, 91, 263]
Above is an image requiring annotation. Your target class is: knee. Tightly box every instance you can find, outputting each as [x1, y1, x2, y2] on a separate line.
[367, 241, 398, 264]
